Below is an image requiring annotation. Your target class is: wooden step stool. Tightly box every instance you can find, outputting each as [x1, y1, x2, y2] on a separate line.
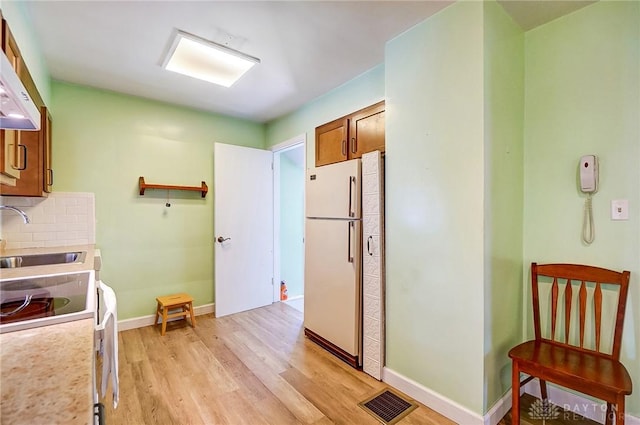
[155, 293, 196, 336]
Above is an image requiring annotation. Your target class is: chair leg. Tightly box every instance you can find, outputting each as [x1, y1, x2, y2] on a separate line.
[188, 302, 196, 327]
[539, 379, 548, 400]
[615, 397, 625, 425]
[161, 307, 168, 336]
[605, 403, 612, 425]
[511, 362, 521, 425]
[154, 303, 160, 326]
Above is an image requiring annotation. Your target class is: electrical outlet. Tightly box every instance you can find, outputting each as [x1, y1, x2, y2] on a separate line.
[611, 199, 629, 221]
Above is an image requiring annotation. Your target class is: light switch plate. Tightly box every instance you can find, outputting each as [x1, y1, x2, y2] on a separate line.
[611, 199, 629, 220]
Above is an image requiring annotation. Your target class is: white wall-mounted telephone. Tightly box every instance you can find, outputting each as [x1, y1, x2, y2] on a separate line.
[579, 155, 598, 193]
[579, 155, 598, 245]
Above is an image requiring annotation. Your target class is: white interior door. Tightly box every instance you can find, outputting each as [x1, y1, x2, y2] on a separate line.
[214, 143, 273, 317]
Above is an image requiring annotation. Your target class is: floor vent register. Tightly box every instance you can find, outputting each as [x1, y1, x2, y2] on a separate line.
[358, 389, 418, 424]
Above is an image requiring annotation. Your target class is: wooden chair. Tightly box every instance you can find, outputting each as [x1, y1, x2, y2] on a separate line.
[509, 263, 632, 425]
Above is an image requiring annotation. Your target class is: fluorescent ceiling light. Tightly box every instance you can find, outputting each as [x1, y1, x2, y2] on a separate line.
[162, 30, 259, 88]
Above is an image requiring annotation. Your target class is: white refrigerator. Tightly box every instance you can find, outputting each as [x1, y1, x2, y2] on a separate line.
[304, 158, 362, 367]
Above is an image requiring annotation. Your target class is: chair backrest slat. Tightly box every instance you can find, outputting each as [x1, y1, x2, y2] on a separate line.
[550, 278, 558, 339]
[579, 281, 587, 348]
[531, 263, 630, 360]
[564, 282, 572, 344]
[594, 282, 602, 351]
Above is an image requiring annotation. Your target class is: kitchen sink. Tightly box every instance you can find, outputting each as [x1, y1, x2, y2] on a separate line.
[0, 251, 87, 268]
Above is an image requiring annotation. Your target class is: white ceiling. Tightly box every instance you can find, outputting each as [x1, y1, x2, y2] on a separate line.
[496, 0, 596, 31]
[24, 1, 596, 124]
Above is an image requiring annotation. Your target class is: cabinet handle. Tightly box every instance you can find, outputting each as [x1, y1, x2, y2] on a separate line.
[367, 235, 373, 256]
[351, 137, 357, 154]
[47, 169, 54, 186]
[16, 144, 27, 170]
[341, 140, 347, 157]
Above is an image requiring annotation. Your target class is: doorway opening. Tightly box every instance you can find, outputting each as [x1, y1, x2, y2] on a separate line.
[272, 135, 306, 313]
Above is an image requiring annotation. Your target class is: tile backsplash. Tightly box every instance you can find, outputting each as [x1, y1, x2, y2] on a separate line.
[0, 193, 96, 250]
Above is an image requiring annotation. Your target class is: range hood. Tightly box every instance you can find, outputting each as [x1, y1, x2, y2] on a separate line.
[0, 50, 40, 131]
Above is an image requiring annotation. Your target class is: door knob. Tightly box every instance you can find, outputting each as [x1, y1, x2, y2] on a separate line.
[217, 236, 231, 243]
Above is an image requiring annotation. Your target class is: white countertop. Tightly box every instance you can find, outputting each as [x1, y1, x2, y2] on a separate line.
[0, 244, 98, 424]
[0, 318, 95, 424]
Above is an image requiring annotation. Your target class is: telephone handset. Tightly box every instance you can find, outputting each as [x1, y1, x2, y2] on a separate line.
[579, 155, 598, 244]
[579, 155, 598, 193]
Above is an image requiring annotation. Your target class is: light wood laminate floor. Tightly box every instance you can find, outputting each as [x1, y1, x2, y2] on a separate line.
[100, 302, 599, 425]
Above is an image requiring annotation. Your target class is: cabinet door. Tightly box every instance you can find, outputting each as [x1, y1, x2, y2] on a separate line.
[43, 109, 52, 193]
[0, 107, 50, 197]
[0, 130, 22, 181]
[0, 19, 23, 180]
[0, 127, 40, 196]
[315, 117, 348, 167]
[348, 101, 385, 159]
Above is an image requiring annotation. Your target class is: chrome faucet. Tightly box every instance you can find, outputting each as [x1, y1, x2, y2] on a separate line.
[0, 205, 30, 223]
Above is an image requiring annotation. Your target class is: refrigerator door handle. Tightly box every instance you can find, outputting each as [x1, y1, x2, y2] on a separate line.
[348, 176, 355, 217]
[347, 221, 354, 263]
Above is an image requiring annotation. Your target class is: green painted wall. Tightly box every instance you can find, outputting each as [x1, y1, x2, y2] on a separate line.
[385, 2, 486, 414]
[483, 0, 524, 411]
[279, 154, 304, 297]
[51, 82, 265, 320]
[523, 1, 639, 416]
[0, 1, 51, 105]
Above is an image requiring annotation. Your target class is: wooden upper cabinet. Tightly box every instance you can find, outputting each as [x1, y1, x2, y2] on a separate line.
[0, 18, 24, 181]
[315, 101, 385, 167]
[315, 117, 348, 167]
[0, 107, 52, 197]
[0, 16, 50, 196]
[348, 101, 385, 159]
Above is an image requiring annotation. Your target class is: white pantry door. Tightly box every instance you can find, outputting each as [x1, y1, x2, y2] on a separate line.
[214, 143, 274, 317]
[362, 151, 384, 380]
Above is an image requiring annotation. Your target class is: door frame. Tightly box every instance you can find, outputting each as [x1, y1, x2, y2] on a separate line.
[271, 133, 307, 302]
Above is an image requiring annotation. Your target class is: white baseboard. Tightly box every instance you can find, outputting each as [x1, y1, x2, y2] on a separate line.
[381, 370, 640, 425]
[484, 391, 513, 425]
[524, 379, 640, 425]
[284, 295, 303, 301]
[382, 367, 484, 425]
[118, 303, 214, 332]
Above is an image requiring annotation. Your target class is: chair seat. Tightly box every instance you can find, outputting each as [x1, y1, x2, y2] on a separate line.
[509, 340, 632, 397]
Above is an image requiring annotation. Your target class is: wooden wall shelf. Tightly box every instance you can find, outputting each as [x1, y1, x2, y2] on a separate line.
[138, 177, 208, 198]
